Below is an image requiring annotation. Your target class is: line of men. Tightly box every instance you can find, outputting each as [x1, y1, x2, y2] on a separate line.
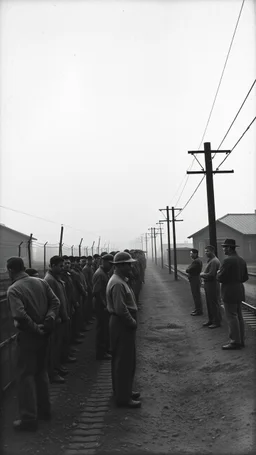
[6, 249, 146, 431]
[186, 238, 249, 350]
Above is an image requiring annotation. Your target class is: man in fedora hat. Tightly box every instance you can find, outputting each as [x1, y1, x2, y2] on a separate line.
[92, 254, 113, 360]
[186, 248, 203, 316]
[106, 251, 141, 409]
[200, 245, 221, 328]
[217, 239, 248, 350]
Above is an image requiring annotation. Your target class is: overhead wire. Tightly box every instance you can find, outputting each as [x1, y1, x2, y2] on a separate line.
[171, 0, 245, 212]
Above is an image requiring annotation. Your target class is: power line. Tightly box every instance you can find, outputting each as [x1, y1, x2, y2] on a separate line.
[197, 0, 245, 151]
[175, 176, 205, 218]
[216, 115, 256, 169]
[213, 78, 256, 158]
[171, 0, 245, 211]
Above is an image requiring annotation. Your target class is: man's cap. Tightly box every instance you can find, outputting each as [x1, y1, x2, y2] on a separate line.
[221, 238, 239, 247]
[25, 268, 39, 276]
[111, 252, 137, 264]
[101, 254, 114, 262]
[190, 248, 198, 254]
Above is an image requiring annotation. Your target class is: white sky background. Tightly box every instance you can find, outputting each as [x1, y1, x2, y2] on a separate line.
[0, 0, 255, 252]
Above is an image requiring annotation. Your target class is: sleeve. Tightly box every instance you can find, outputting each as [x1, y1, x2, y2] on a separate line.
[241, 262, 249, 283]
[7, 288, 41, 334]
[217, 259, 230, 283]
[202, 259, 219, 279]
[44, 281, 60, 320]
[111, 284, 137, 328]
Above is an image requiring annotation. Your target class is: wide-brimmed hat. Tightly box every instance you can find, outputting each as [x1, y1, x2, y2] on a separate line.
[111, 252, 137, 264]
[221, 238, 239, 248]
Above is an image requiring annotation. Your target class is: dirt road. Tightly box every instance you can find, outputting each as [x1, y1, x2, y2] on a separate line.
[1, 263, 255, 455]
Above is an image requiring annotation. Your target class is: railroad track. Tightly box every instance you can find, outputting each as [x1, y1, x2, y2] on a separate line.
[164, 264, 256, 331]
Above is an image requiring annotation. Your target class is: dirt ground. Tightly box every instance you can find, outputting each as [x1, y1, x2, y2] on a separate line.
[0, 263, 255, 455]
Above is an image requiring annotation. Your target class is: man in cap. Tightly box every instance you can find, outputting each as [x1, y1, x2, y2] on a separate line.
[106, 251, 141, 409]
[185, 249, 203, 316]
[200, 245, 221, 329]
[92, 254, 113, 360]
[217, 239, 248, 350]
[6, 257, 60, 431]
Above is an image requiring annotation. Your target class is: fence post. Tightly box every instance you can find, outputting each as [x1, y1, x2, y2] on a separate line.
[59, 225, 64, 256]
[44, 242, 48, 275]
[18, 241, 23, 257]
[71, 245, 74, 256]
[27, 234, 33, 268]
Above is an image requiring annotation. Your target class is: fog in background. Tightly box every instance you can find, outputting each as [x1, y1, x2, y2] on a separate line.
[0, 0, 255, 251]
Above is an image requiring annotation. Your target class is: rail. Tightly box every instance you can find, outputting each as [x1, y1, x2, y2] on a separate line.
[164, 263, 256, 327]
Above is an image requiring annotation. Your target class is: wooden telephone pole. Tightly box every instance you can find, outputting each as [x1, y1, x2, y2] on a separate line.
[188, 142, 233, 256]
[159, 206, 183, 279]
[156, 222, 164, 268]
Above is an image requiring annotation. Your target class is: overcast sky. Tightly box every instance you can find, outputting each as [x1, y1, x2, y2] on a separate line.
[0, 0, 255, 252]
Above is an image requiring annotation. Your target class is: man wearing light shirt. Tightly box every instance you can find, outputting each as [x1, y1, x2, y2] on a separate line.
[200, 245, 221, 329]
[106, 252, 141, 409]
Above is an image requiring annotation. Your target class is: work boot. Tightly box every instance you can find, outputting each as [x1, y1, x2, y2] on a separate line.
[116, 399, 141, 409]
[66, 355, 77, 363]
[202, 321, 212, 327]
[51, 374, 65, 384]
[222, 342, 241, 350]
[57, 366, 69, 376]
[131, 391, 141, 399]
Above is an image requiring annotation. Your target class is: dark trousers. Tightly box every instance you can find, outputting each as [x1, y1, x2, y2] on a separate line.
[16, 332, 50, 421]
[204, 281, 222, 325]
[95, 307, 110, 357]
[223, 301, 245, 344]
[109, 314, 136, 404]
[189, 276, 202, 312]
[48, 323, 63, 379]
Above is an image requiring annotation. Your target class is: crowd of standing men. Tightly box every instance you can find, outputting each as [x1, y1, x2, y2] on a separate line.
[186, 238, 249, 350]
[6, 249, 146, 431]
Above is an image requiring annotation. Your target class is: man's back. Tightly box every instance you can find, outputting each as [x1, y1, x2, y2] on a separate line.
[8, 273, 59, 326]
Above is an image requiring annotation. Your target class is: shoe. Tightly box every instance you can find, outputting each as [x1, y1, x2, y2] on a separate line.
[208, 324, 221, 329]
[116, 399, 141, 409]
[131, 391, 140, 399]
[70, 348, 79, 353]
[202, 321, 212, 327]
[78, 332, 85, 337]
[66, 355, 77, 363]
[222, 343, 241, 350]
[51, 374, 65, 384]
[191, 311, 203, 316]
[38, 411, 51, 421]
[13, 419, 38, 431]
[73, 338, 83, 344]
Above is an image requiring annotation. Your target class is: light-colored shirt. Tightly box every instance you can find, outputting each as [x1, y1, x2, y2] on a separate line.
[7, 272, 60, 334]
[106, 271, 137, 328]
[201, 256, 220, 282]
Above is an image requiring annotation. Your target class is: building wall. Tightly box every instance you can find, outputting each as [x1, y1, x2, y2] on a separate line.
[191, 222, 255, 263]
[0, 226, 30, 270]
[163, 247, 191, 265]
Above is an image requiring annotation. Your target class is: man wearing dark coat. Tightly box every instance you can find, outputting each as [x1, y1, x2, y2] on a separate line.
[217, 239, 249, 350]
[186, 248, 203, 316]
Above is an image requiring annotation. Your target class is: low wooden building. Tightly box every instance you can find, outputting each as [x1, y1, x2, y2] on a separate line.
[0, 224, 36, 271]
[188, 212, 256, 263]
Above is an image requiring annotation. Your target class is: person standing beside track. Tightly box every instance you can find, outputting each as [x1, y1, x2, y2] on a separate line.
[186, 249, 203, 316]
[92, 254, 113, 360]
[106, 252, 141, 409]
[200, 246, 221, 329]
[6, 257, 60, 431]
[217, 239, 249, 350]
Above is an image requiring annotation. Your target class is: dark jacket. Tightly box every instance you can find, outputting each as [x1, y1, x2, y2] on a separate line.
[44, 271, 69, 321]
[186, 258, 202, 279]
[217, 252, 248, 304]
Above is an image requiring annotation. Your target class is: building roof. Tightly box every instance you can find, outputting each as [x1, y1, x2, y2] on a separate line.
[188, 212, 256, 238]
[0, 224, 37, 240]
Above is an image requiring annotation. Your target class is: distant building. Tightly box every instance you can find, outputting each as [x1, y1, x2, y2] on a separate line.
[0, 224, 36, 270]
[162, 242, 193, 265]
[188, 212, 256, 263]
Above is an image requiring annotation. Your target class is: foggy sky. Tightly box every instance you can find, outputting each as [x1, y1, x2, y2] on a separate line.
[0, 0, 255, 251]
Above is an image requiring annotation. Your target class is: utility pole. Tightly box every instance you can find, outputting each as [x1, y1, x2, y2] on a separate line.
[153, 228, 157, 265]
[71, 245, 74, 256]
[144, 233, 150, 256]
[28, 233, 33, 268]
[159, 206, 171, 274]
[44, 242, 48, 275]
[148, 228, 154, 261]
[59, 225, 64, 256]
[188, 142, 233, 256]
[159, 206, 183, 278]
[156, 222, 164, 269]
[171, 207, 183, 281]
[86, 246, 88, 256]
[79, 238, 83, 257]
